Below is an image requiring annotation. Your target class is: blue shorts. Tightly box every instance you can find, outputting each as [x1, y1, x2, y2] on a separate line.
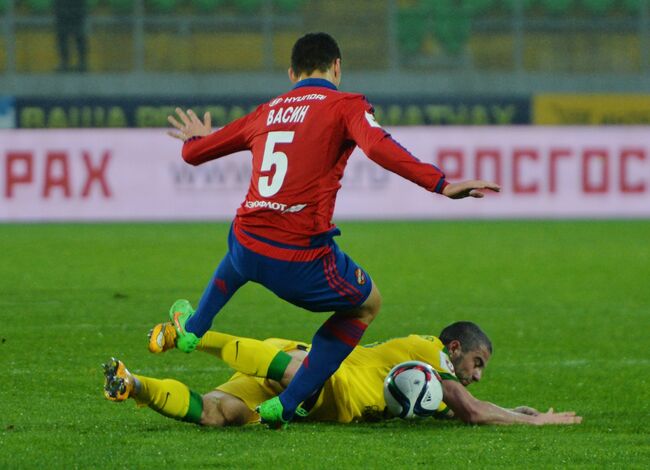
[220, 226, 373, 312]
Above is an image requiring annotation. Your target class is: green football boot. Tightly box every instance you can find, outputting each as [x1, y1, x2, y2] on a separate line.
[168, 299, 200, 353]
[256, 396, 289, 429]
[256, 397, 308, 430]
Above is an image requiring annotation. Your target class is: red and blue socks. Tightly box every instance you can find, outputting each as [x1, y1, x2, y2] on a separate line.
[277, 313, 368, 420]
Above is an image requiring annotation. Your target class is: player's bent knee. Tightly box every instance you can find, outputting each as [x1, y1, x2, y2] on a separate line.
[360, 284, 382, 322]
[219, 394, 255, 426]
[336, 284, 381, 324]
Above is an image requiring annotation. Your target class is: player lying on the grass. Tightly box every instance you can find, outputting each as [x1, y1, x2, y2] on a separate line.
[103, 321, 581, 426]
[164, 31, 500, 428]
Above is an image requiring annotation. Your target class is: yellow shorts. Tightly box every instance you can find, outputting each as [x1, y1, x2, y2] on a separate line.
[215, 338, 307, 424]
[214, 337, 381, 424]
[216, 372, 346, 424]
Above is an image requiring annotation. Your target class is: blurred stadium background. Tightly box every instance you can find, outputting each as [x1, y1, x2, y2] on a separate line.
[0, 0, 650, 220]
[2, 0, 650, 220]
[1, 0, 650, 104]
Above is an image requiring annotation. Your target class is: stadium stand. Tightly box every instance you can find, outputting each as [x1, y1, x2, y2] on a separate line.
[232, 0, 264, 13]
[192, 0, 225, 13]
[539, 0, 573, 15]
[501, 0, 536, 10]
[24, 0, 53, 13]
[1, 0, 648, 76]
[146, 0, 179, 14]
[397, 7, 427, 54]
[582, 0, 616, 14]
[108, 0, 135, 13]
[276, 0, 303, 12]
[392, 0, 649, 65]
[623, 0, 643, 12]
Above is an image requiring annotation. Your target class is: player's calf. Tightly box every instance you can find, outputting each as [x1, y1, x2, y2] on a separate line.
[268, 288, 380, 425]
[102, 362, 207, 425]
[201, 391, 254, 427]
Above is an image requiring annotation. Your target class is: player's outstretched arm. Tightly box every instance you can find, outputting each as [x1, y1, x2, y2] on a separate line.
[442, 180, 501, 199]
[167, 107, 212, 142]
[442, 380, 582, 425]
[168, 105, 258, 165]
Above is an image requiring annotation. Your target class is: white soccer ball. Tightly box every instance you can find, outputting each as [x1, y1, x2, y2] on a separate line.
[383, 361, 444, 419]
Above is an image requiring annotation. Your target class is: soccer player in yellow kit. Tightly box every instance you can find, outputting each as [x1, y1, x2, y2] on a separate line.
[103, 321, 581, 426]
[213, 334, 456, 423]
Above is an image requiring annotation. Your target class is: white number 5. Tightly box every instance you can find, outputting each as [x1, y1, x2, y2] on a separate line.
[259, 131, 294, 197]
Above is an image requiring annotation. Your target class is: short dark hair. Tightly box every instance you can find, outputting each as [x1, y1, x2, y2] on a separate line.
[439, 321, 493, 355]
[291, 32, 341, 76]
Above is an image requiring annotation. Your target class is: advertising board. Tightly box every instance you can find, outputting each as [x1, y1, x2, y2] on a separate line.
[1, 127, 648, 221]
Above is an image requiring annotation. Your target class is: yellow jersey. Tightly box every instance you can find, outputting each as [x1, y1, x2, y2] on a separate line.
[310, 334, 458, 423]
[216, 335, 458, 424]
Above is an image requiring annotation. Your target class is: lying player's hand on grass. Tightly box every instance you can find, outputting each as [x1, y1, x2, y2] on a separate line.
[167, 108, 212, 141]
[442, 180, 501, 199]
[511, 406, 540, 416]
[532, 408, 582, 425]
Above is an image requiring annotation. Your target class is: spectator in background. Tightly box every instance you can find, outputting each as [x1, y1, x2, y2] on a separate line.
[54, 0, 88, 72]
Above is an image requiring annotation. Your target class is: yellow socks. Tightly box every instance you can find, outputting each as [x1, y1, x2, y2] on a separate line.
[198, 332, 292, 382]
[197, 331, 237, 356]
[132, 375, 203, 424]
[221, 337, 292, 381]
[127, 332, 292, 424]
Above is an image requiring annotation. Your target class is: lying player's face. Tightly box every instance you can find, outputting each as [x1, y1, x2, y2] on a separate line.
[452, 345, 491, 387]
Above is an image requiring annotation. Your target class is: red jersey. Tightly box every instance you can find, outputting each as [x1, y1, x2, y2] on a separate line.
[182, 78, 447, 255]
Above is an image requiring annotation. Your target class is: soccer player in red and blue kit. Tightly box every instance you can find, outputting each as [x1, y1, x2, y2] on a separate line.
[166, 32, 500, 428]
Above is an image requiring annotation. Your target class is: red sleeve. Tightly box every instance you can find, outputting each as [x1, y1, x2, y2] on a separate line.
[181, 108, 259, 166]
[367, 136, 448, 193]
[343, 97, 448, 194]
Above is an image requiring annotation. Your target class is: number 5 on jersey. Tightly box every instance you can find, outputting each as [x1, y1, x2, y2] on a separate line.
[259, 131, 294, 197]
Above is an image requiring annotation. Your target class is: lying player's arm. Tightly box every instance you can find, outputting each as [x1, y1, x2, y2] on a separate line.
[509, 405, 541, 416]
[441, 380, 582, 425]
[167, 107, 253, 165]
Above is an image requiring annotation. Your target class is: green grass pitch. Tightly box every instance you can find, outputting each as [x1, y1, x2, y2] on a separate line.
[1, 220, 649, 468]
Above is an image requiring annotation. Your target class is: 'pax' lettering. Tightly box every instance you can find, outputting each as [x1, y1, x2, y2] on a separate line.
[4, 150, 113, 199]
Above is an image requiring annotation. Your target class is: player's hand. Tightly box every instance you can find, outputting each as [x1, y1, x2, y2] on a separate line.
[511, 406, 540, 416]
[442, 180, 501, 199]
[531, 408, 583, 425]
[167, 108, 212, 141]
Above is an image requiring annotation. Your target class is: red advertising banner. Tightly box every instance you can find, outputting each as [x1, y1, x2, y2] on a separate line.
[1, 127, 648, 221]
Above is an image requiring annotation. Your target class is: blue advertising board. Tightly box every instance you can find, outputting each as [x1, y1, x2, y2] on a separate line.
[0, 96, 16, 129]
